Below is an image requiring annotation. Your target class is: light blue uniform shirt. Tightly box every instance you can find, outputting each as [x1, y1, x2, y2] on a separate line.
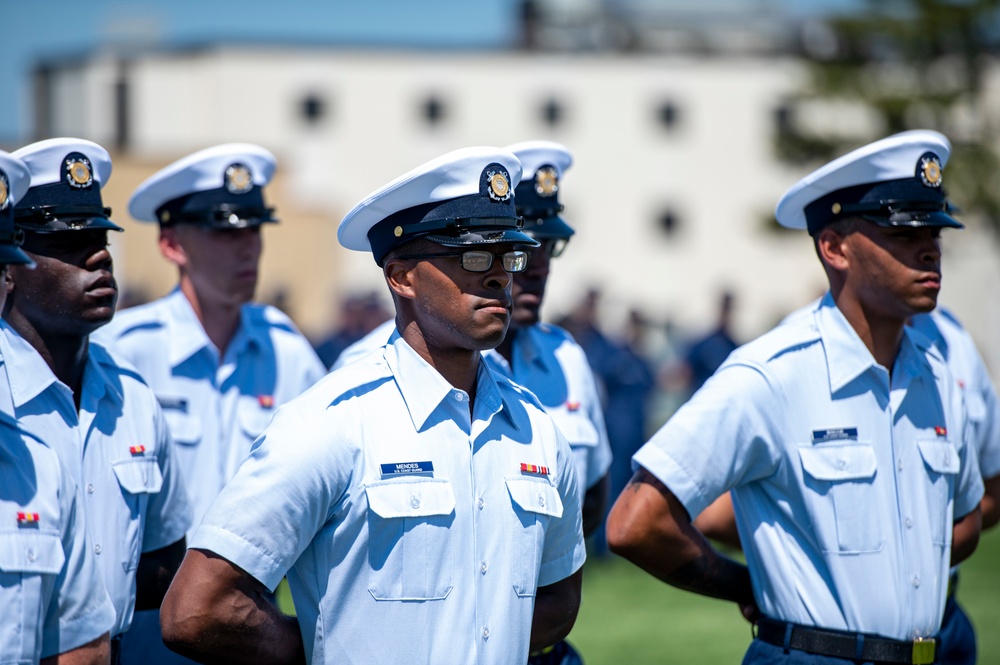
[910, 308, 1000, 480]
[634, 293, 983, 641]
[0, 322, 191, 636]
[94, 288, 326, 534]
[192, 333, 586, 665]
[336, 321, 612, 491]
[0, 371, 116, 661]
[483, 323, 612, 491]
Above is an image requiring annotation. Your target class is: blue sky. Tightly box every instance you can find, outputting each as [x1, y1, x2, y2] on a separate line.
[2, 0, 860, 145]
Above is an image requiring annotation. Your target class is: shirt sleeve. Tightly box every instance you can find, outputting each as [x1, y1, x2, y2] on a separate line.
[41, 465, 116, 658]
[581, 363, 613, 488]
[189, 403, 353, 592]
[537, 425, 586, 588]
[954, 389, 986, 520]
[633, 361, 784, 520]
[969, 350, 1000, 480]
[142, 400, 192, 552]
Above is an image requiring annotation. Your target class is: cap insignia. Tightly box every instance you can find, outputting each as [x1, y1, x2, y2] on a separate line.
[0, 172, 8, 210]
[487, 170, 511, 202]
[65, 157, 93, 189]
[225, 163, 253, 194]
[919, 155, 943, 188]
[534, 166, 559, 197]
[394, 225, 403, 237]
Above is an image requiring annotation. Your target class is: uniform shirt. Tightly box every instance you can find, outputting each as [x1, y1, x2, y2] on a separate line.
[910, 308, 1000, 480]
[94, 288, 326, 533]
[0, 322, 191, 636]
[0, 397, 116, 661]
[483, 323, 612, 491]
[335, 321, 612, 492]
[191, 333, 586, 665]
[634, 293, 983, 641]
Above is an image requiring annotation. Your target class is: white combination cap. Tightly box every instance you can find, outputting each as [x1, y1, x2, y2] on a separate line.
[129, 143, 277, 229]
[0, 151, 34, 265]
[506, 140, 575, 239]
[339, 146, 537, 265]
[775, 129, 962, 235]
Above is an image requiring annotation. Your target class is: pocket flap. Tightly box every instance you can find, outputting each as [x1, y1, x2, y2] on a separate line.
[163, 409, 202, 446]
[918, 439, 960, 474]
[799, 444, 877, 481]
[506, 477, 563, 518]
[549, 410, 600, 448]
[112, 457, 164, 494]
[0, 530, 64, 575]
[365, 479, 456, 518]
[966, 391, 987, 422]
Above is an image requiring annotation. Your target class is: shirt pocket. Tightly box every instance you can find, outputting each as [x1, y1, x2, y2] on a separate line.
[163, 409, 202, 447]
[549, 410, 600, 449]
[917, 439, 960, 545]
[237, 398, 275, 442]
[799, 443, 882, 554]
[0, 530, 64, 662]
[112, 458, 164, 572]
[505, 477, 563, 597]
[365, 478, 456, 601]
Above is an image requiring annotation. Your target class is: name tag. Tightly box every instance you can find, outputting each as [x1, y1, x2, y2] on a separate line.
[811, 427, 858, 443]
[157, 396, 188, 412]
[380, 461, 434, 476]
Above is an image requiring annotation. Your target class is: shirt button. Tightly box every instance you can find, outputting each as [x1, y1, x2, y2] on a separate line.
[94, 544, 102, 555]
[481, 561, 488, 575]
[26, 548, 36, 562]
[86, 483, 94, 495]
[454, 392, 465, 402]
[478, 498, 485, 510]
[912, 576, 920, 588]
[483, 627, 490, 640]
[905, 517, 913, 528]
[836, 459, 846, 470]
[898, 459, 904, 472]
[410, 496, 420, 509]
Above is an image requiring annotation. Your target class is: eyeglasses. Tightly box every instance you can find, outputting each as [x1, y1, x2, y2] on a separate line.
[538, 238, 569, 258]
[395, 249, 530, 273]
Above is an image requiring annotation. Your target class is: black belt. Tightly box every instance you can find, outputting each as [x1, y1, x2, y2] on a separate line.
[757, 617, 937, 664]
[110, 635, 123, 665]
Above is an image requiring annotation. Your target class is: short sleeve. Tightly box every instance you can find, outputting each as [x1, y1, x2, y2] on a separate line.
[970, 356, 1000, 480]
[41, 465, 115, 657]
[632, 362, 784, 520]
[189, 404, 353, 591]
[537, 425, 586, 588]
[954, 393, 986, 520]
[142, 400, 192, 552]
[582, 367, 613, 488]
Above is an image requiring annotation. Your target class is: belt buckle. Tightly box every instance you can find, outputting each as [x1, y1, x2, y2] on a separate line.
[912, 637, 935, 665]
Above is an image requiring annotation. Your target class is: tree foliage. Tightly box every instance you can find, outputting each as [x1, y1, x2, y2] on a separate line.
[776, 0, 1000, 230]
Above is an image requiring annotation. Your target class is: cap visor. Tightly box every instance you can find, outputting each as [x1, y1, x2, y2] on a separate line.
[425, 228, 541, 248]
[521, 215, 576, 239]
[864, 210, 964, 230]
[0, 244, 36, 267]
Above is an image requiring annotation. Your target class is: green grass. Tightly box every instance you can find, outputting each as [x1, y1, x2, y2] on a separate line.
[276, 528, 1000, 663]
[569, 528, 1000, 663]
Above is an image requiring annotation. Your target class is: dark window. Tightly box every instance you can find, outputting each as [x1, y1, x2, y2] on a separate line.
[422, 95, 446, 126]
[114, 71, 129, 150]
[300, 93, 327, 126]
[774, 104, 793, 133]
[540, 98, 564, 127]
[656, 101, 679, 130]
[658, 208, 680, 235]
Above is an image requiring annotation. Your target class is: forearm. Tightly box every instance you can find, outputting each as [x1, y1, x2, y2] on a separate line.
[582, 475, 609, 538]
[41, 633, 110, 665]
[529, 569, 583, 652]
[980, 475, 1000, 529]
[162, 550, 306, 665]
[951, 505, 982, 566]
[135, 538, 186, 611]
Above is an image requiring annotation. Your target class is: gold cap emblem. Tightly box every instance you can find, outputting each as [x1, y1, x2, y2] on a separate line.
[534, 166, 559, 197]
[831, 202, 842, 215]
[65, 158, 93, 189]
[488, 171, 511, 202]
[920, 156, 943, 188]
[394, 226, 403, 237]
[0, 174, 8, 210]
[225, 164, 253, 194]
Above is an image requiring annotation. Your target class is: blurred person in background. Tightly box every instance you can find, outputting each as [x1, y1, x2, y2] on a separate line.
[160, 147, 585, 664]
[313, 290, 390, 369]
[682, 290, 738, 396]
[5, 138, 191, 665]
[608, 130, 983, 665]
[93, 144, 325, 665]
[0, 149, 117, 665]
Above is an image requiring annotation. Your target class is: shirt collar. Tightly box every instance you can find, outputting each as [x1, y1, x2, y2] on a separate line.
[164, 288, 263, 367]
[384, 334, 512, 432]
[815, 292, 931, 393]
[0, 321, 121, 409]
